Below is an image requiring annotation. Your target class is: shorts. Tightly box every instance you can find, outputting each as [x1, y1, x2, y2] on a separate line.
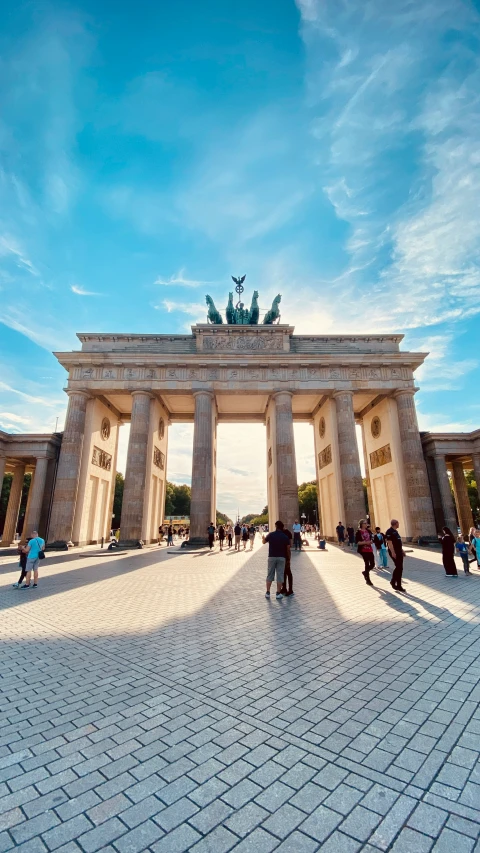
[267, 557, 285, 584]
[26, 558, 39, 572]
[235, 535, 241, 546]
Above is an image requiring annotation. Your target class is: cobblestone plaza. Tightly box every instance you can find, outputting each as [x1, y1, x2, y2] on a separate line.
[1, 542, 480, 851]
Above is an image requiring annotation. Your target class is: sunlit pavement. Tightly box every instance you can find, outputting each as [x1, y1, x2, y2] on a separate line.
[1, 540, 480, 852]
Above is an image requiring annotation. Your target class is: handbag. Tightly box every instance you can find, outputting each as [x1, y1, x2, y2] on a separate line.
[36, 538, 46, 560]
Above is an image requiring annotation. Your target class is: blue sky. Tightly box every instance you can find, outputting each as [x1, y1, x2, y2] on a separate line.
[1, 0, 479, 516]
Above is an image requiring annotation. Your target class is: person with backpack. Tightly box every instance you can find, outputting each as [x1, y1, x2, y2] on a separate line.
[373, 527, 388, 568]
[241, 524, 249, 550]
[207, 522, 216, 550]
[21, 530, 45, 589]
[234, 522, 241, 550]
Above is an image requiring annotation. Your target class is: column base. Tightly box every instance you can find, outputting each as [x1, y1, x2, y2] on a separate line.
[117, 539, 144, 550]
[181, 537, 209, 549]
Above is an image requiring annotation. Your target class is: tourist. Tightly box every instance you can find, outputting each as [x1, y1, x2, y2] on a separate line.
[386, 519, 407, 592]
[218, 524, 225, 550]
[248, 524, 255, 550]
[234, 521, 241, 550]
[281, 523, 294, 597]
[167, 525, 174, 546]
[468, 527, 477, 565]
[336, 521, 346, 547]
[346, 525, 355, 548]
[440, 527, 458, 576]
[21, 530, 45, 589]
[373, 527, 388, 568]
[262, 520, 290, 600]
[471, 528, 480, 569]
[355, 520, 374, 586]
[207, 522, 216, 550]
[455, 535, 471, 575]
[226, 524, 233, 548]
[292, 520, 302, 551]
[241, 524, 249, 550]
[12, 538, 29, 588]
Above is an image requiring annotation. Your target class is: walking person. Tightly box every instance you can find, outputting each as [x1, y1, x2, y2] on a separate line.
[241, 524, 249, 550]
[218, 524, 225, 551]
[386, 519, 407, 592]
[456, 535, 471, 575]
[13, 538, 30, 588]
[440, 527, 458, 576]
[336, 521, 346, 547]
[373, 527, 388, 568]
[355, 520, 375, 586]
[226, 524, 233, 549]
[248, 524, 255, 550]
[207, 522, 216, 550]
[234, 522, 241, 551]
[21, 530, 45, 589]
[167, 525, 174, 546]
[262, 520, 290, 600]
[346, 525, 355, 548]
[471, 528, 480, 569]
[281, 524, 294, 596]
[469, 527, 478, 567]
[292, 520, 302, 551]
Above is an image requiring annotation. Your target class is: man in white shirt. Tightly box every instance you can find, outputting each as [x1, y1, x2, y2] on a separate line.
[292, 520, 302, 551]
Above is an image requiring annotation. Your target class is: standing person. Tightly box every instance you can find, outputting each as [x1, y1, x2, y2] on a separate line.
[386, 519, 407, 592]
[440, 527, 458, 576]
[355, 520, 374, 586]
[281, 524, 294, 597]
[262, 520, 290, 600]
[456, 535, 471, 575]
[167, 525, 174, 546]
[468, 527, 477, 566]
[292, 520, 302, 551]
[336, 521, 346, 547]
[373, 527, 388, 568]
[248, 524, 256, 550]
[346, 525, 355, 548]
[234, 521, 241, 550]
[218, 524, 225, 551]
[207, 522, 216, 550]
[13, 539, 30, 588]
[21, 530, 45, 589]
[241, 524, 249, 550]
[471, 528, 480, 569]
[226, 524, 233, 549]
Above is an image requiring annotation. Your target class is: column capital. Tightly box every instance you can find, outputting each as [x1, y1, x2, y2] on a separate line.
[192, 389, 214, 400]
[393, 388, 417, 398]
[272, 390, 293, 400]
[332, 389, 354, 398]
[66, 389, 91, 400]
[130, 390, 154, 399]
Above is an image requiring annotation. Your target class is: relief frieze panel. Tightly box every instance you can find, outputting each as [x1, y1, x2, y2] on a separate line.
[92, 445, 112, 471]
[370, 443, 392, 469]
[203, 334, 283, 351]
[318, 445, 332, 470]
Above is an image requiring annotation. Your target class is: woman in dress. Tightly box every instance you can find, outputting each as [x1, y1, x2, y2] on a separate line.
[355, 519, 375, 586]
[440, 527, 458, 576]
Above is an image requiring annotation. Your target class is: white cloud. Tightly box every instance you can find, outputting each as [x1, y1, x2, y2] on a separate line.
[0, 235, 40, 277]
[0, 412, 30, 424]
[71, 284, 101, 296]
[154, 270, 213, 288]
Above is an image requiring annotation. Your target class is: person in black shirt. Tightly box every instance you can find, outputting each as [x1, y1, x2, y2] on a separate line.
[386, 519, 407, 592]
[355, 520, 374, 586]
[346, 526, 355, 548]
[336, 522, 345, 547]
[207, 522, 215, 550]
[262, 521, 290, 600]
[281, 525, 294, 596]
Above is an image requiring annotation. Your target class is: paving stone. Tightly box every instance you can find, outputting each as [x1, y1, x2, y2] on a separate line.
[407, 802, 448, 837]
[150, 823, 200, 852]
[339, 805, 381, 842]
[390, 827, 434, 852]
[188, 825, 238, 853]
[224, 827, 277, 852]
[224, 802, 269, 838]
[300, 804, 342, 842]
[112, 819, 164, 853]
[155, 796, 198, 832]
[188, 800, 233, 834]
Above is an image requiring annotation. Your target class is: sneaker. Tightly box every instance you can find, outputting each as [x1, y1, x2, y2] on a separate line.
[20, 584, 30, 589]
[265, 591, 270, 598]
[32, 584, 38, 588]
[397, 586, 407, 593]
[275, 592, 283, 600]
[12, 582, 20, 588]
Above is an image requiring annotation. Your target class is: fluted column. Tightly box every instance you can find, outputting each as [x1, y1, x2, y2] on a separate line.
[273, 392, 299, 525]
[360, 421, 375, 528]
[451, 460, 473, 535]
[22, 457, 50, 540]
[2, 464, 26, 545]
[48, 391, 90, 547]
[333, 391, 366, 528]
[0, 456, 6, 495]
[472, 454, 480, 523]
[433, 455, 457, 533]
[119, 392, 152, 547]
[189, 391, 216, 546]
[394, 390, 436, 539]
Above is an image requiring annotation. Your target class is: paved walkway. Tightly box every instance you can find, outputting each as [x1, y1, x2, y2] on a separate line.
[1, 540, 480, 852]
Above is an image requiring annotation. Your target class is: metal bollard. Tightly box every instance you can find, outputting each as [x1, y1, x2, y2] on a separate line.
[101, 537, 104, 549]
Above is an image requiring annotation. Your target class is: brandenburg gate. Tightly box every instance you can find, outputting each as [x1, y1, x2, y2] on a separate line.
[44, 289, 438, 548]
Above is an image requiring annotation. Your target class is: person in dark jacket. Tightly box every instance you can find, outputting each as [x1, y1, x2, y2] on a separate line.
[440, 527, 458, 576]
[12, 539, 29, 588]
[355, 520, 374, 586]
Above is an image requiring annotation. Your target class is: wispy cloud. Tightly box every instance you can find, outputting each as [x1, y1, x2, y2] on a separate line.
[0, 235, 40, 277]
[154, 270, 212, 288]
[0, 381, 62, 407]
[0, 412, 31, 424]
[71, 284, 102, 296]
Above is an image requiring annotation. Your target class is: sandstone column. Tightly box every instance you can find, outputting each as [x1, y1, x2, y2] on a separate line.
[2, 464, 26, 545]
[451, 460, 473, 535]
[105, 420, 121, 540]
[189, 391, 216, 547]
[433, 455, 457, 533]
[333, 391, 366, 528]
[119, 392, 152, 547]
[472, 454, 480, 522]
[360, 420, 375, 528]
[273, 392, 299, 525]
[394, 390, 437, 540]
[0, 456, 6, 494]
[48, 392, 90, 547]
[22, 457, 50, 538]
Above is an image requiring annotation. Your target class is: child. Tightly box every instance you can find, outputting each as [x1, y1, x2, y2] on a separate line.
[455, 535, 470, 574]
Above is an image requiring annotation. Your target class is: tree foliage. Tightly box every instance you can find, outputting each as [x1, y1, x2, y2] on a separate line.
[298, 481, 318, 520]
[112, 472, 124, 528]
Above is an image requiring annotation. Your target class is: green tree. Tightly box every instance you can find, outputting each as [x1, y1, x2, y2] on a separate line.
[0, 472, 13, 533]
[216, 511, 231, 525]
[112, 472, 124, 528]
[466, 470, 479, 517]
[298, 481, 318, 522]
